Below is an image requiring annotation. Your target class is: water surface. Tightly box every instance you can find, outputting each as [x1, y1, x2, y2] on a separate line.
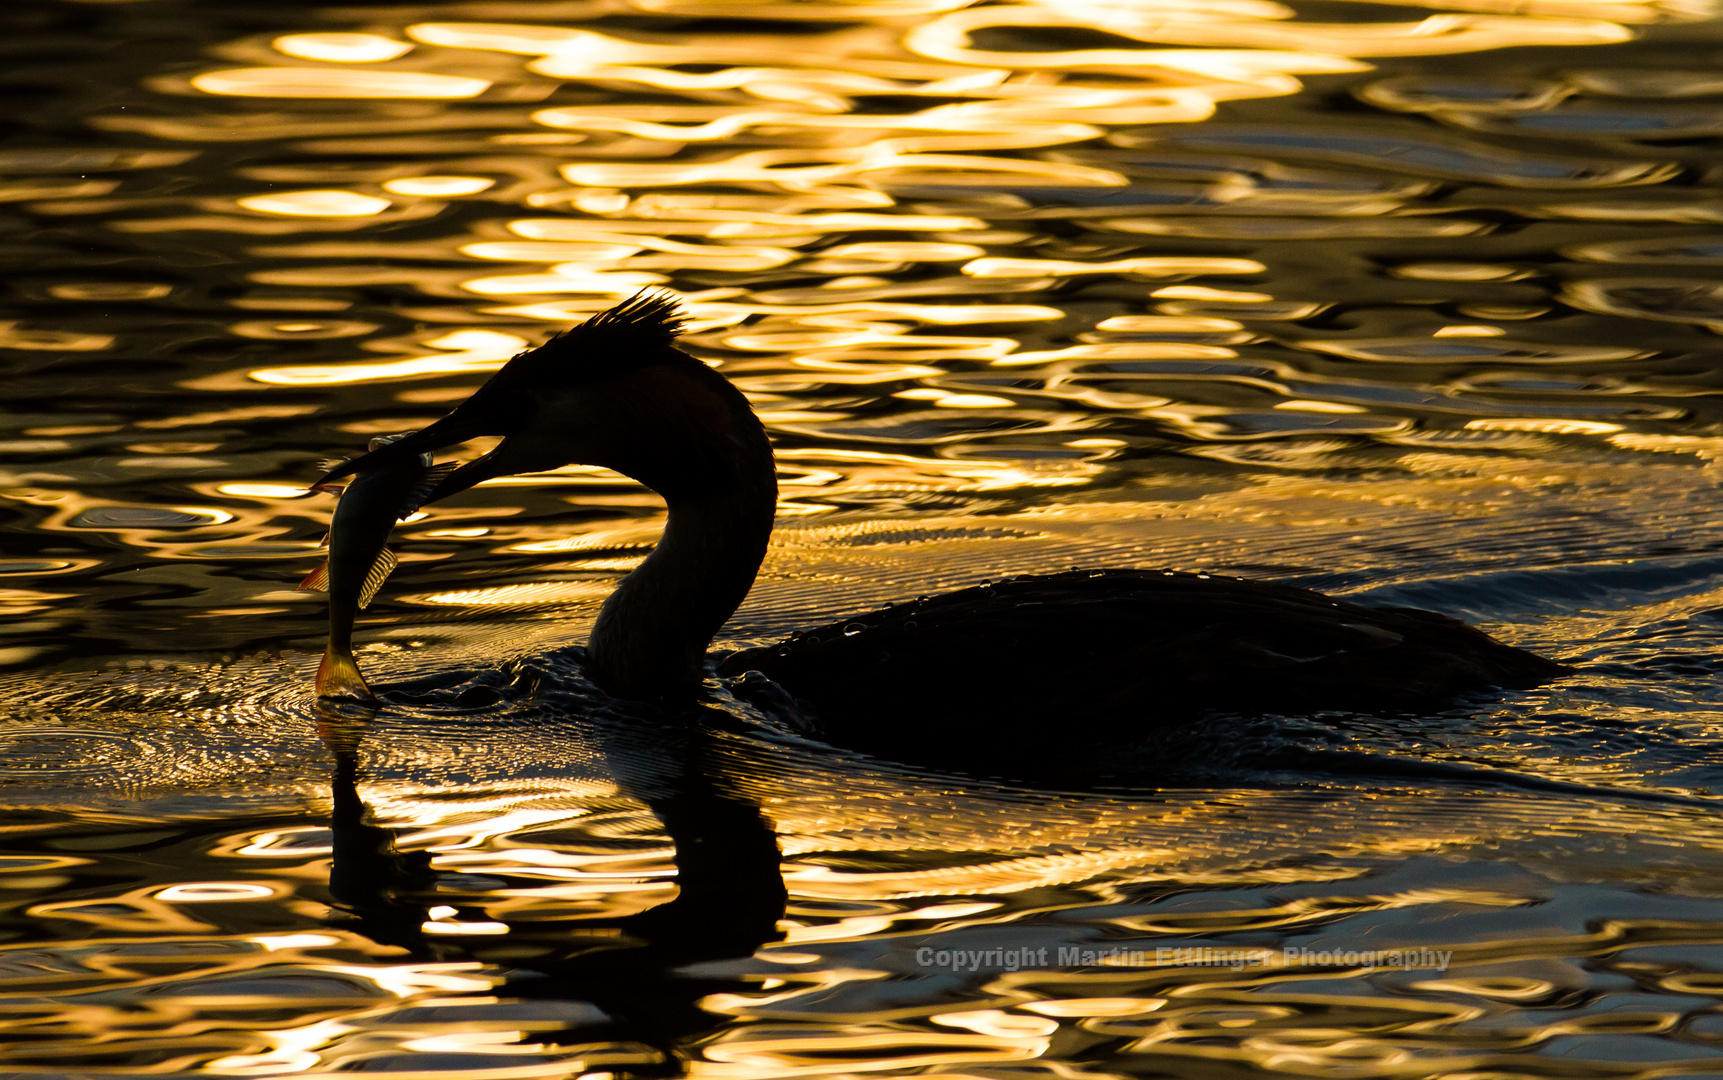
[4, 0, 1723, 1075]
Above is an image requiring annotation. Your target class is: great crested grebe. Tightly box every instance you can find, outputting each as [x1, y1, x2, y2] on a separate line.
[317, 293, 1564, 743]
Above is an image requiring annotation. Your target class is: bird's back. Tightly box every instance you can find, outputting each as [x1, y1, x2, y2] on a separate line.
[718, 570, 1564, 764]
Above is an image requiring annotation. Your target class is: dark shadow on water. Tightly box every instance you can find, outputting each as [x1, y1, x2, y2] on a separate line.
[351, 646, 1711, 814]
[317, 704, 787, 1070]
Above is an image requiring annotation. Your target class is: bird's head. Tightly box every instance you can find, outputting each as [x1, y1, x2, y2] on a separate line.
[315, 292, 771, 505]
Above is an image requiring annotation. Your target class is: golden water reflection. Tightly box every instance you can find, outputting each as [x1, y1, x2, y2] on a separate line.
[3, 730, 1721, 1077]
[4, 0, 1723, 1074]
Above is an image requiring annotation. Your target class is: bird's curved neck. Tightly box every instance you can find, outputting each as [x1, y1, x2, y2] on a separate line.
[585, 461, 776, 701]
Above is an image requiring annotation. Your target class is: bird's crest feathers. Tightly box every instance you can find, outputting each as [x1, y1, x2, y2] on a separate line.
[580, 289, 686, 342]
[311, 291, 688, 488]
[514, 289, 688, 382]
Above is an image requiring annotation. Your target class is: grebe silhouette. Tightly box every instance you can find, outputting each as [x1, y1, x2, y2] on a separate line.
[317, 294, 1563, 762]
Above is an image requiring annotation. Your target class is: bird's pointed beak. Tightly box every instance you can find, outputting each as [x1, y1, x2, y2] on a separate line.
[314, 411, 503, 488]
[421, 448, 513, 504]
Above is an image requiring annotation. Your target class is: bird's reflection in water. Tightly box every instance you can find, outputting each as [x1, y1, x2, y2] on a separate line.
[316, 705, 787, 1071]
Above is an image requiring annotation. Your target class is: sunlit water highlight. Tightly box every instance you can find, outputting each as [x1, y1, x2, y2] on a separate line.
[3, 0, 1723, 1075]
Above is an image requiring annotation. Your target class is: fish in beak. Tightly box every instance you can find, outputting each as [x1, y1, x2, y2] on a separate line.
[299, 434, 456, 702]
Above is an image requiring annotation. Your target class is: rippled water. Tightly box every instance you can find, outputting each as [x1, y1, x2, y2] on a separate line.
[5, 0, 1723, 1074]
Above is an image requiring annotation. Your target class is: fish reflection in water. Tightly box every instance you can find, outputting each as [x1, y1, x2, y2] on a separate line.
[318, 294, 1562, 780]
[318, 705, 785, 1067]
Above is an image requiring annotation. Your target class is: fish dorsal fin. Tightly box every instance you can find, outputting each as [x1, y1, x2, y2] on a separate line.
[357, 547, 399, 610]
[397, 461, 459, 519]
[317, 457, 348, 473]
[297, 561, 330, 594]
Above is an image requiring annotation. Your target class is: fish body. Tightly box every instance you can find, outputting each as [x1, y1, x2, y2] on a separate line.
[300, 435, 453, 701]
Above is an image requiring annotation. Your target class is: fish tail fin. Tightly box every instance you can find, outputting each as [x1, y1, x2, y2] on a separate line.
[297, 561, 330, 593]
[317, 648, 375, 703]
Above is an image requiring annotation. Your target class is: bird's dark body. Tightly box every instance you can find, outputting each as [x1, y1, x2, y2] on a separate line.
[320, 293, 1569, 772]
[719, 569, 1564, 759]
